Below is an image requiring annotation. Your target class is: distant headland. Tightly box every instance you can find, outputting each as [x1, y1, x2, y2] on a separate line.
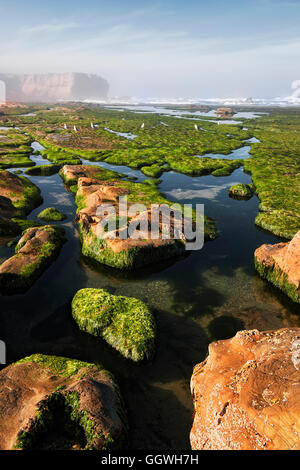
[0, 72, 109, 103]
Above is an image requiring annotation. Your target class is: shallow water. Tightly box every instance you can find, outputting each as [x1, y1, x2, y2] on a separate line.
[197, 145, 252, 160]
[103, 127, 137, 140]
[0, 140, 299, 450]
[106, 105, 262, 120]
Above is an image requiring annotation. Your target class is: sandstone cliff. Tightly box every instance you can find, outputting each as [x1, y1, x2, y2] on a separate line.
[190, 328, 300, 450]
[0, 73, 109, 102]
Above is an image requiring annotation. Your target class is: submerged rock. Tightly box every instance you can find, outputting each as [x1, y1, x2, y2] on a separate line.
[37, 207, 67, 221]
[254, 230, 300, 303]
[0, 170, 42, 235]
[72, 288, 156, 362]
[228, 183, 254, 199]
[0, 354, 127, 450]
[216, 107, 233, 118]
[0, 225, 65, 293]
[25, 164, 61, 176]
[190, 328, 300, 450]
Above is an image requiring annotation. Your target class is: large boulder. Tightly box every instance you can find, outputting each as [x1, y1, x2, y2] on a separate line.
[254, 230, 300, 303]
[190, 328, 300, 450]
[0, 354, 127, 450]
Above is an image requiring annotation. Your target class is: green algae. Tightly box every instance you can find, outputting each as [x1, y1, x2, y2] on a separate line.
[16, 354, 95, 379]
[11, 175, 42, 214]
[13, 354, 127, 450]
[80, 231, 186, 270]
[243, 111, 300, 239]
[72, 288, 156, 362]
[0, 225, 66, 293]
[228, 183, 254, 199]
[0, 130, 34, 169]
[254, 257, 299, 303]
[0, 171, 42, 236]
[37, 207, 67, 221]
[25, 164, 61, 176]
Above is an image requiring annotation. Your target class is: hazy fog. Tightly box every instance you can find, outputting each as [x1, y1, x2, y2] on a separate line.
[1, 0, 300, 99]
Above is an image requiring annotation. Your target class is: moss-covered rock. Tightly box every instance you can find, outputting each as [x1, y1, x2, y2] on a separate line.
[243, 113, 300, 239]
[141, 165, 163, 178]
[0, 129, 34, 169]
[0, 225, 65, 293]
[37, 207, 67, 221]
[254, 231, 300, 303]
[65, 166, 217, 270]
[72, 288, 156, 362]
[228, 183, 254, 199]
[0, 354, 127, 450]
[59, 164, 123, 187]
[0, 170, 42, 236]
[25, 164, 61, 176]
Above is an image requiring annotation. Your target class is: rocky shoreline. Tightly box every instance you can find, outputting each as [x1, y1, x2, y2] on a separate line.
[0, 103, 298, 450]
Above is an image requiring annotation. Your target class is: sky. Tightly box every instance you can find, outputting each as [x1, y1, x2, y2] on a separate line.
[0, 0, 300, 99]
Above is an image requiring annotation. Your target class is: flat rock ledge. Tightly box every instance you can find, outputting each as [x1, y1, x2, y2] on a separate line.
[60, 165, 187, 270]
[190, 328, 300, 450]
[0, 354, 127, 450]
[254, 230, 300, 303]
[0, 225, 65, 293]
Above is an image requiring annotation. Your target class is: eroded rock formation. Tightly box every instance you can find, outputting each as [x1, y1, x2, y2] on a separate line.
[190, 328, 300, 450]
[0, 171, 42, 235]
[0, 354, 127, 450]
[60, 165, 188, 269]
[0, 225, 65, 293]
[0, 73, 109, 103]
[255, 231, 300, 303]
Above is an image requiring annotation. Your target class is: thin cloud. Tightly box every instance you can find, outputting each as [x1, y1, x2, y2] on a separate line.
[20, 21, 79, 35]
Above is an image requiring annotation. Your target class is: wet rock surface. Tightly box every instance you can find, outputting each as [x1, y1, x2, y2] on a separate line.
[255, 230, 300, 303]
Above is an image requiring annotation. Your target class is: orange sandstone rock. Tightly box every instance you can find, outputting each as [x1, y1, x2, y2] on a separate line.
[190, 328, 300, 450]
[254, 231, 300, 303]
